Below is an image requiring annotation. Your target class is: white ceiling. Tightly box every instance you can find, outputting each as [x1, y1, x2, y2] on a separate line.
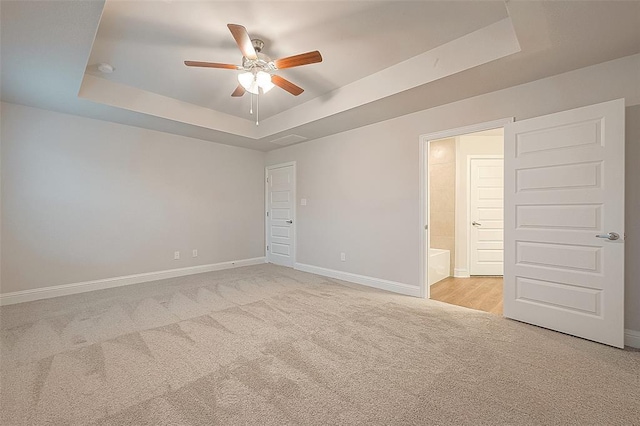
[87, 1, 508, 120]
[2, 1, 639, 151]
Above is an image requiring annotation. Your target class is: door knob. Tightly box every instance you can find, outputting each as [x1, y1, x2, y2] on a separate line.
[472, 221, 482, 226]
[286, 220, 293, 224]
[595, 232, 619, 240]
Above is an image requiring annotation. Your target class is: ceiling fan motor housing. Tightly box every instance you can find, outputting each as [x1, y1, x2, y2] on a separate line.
[242, 51, 275, 73]
[251, 39, 264, 53]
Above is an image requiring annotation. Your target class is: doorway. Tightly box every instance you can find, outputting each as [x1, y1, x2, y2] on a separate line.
[423, 125, 506, 314]
[419, 99, 625, 348]
[469, 156, 504, 276]
[265, 162, 296, 267]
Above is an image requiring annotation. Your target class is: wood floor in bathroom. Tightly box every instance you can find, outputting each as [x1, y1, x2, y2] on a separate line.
[430, 276, 503, 315]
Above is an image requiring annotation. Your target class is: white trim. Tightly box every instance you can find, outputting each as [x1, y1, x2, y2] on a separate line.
[624, 329, 640, 349]
[0, 257, 266, 306]
[295, 263, 421, 297]
[419, 118, 513, 300]
[453, 268, 470, 278]
[420, 118, 514, 144]
[265, 161, 297, 267]
[418, 140, 428, 298]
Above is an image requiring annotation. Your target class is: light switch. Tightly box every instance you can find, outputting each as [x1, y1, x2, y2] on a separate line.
[301, 198, 307, 206]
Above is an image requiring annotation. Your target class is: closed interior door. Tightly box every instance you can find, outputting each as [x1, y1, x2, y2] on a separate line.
[267, 164, 295, 267]
[504, 99, 625, 348]
[470, 158, 504, 275]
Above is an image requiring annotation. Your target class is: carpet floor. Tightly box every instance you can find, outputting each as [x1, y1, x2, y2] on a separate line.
[1, 264, 638, 425]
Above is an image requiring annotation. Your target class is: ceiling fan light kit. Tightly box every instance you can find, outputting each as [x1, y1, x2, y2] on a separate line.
[184, 24, 322, 125]
[238, 69, 274, 95]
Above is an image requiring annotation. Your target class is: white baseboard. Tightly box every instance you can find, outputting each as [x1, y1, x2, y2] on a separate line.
[454, 268, 470, 278]
[625, 329, 640, 349]
[293, 264, 640, 348]
[295, 263, 421, 297]
[0, 257, 266, 306]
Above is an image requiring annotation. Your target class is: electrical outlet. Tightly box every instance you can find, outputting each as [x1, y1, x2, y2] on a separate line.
[174, 251, 180, 260]
[192, 249, 198, 258]
[340, 252, 346, 262]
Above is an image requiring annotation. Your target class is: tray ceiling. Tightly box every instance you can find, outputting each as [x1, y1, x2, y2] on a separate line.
[2, 1, 639, 151]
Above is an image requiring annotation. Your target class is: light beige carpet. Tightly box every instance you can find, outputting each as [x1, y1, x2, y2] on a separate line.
[1, 264, 638, 425]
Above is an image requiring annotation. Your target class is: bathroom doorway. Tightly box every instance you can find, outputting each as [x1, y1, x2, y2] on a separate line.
[420, 120, 509, 315]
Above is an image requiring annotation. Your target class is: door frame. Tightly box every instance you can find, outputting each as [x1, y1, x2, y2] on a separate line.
[419, 118, 513, 299]
[265, 161, 297, 266]
[467, 155, 504, 276]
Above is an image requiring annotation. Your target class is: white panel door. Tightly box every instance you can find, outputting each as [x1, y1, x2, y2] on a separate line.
[504, 99, 625, 348]
[470, 158, 504, 276]
[267, 164, 295, 267]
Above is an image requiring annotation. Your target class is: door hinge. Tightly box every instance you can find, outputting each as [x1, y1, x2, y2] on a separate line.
[266, 211, 269, 217]
[266, 245, 269, 251]
[266, 177, 269, 183]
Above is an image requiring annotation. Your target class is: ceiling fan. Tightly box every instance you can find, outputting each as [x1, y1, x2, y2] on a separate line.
[184, 24, 322, 100]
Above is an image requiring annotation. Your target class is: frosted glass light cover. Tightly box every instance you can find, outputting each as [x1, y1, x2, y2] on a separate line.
[238, 70, 273, 94]
[256, 71, 271, 85]
[261, 81, 275, 93]
[256, 71, 274, 93]
[247, 81, 259, 95]
[237, 72, 254, 89]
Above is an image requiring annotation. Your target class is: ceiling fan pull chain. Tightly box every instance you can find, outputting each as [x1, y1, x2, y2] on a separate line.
[256, 92, 259, 126]
[250, 93, 253, 115]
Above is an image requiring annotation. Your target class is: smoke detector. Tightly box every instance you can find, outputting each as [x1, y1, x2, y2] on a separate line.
[97, 63, 114, 73]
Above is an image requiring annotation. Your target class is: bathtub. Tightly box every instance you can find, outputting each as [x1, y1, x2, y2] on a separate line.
[428, 248, 451, 286]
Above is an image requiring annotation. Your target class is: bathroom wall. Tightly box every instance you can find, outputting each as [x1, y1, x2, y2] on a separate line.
[429, 138, 456, 275]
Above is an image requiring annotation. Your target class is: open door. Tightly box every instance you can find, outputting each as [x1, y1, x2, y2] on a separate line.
[504, 99, 625, 348]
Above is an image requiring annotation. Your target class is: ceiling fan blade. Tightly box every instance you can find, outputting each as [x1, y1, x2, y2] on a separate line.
[227, 24, 257, 60]
[274, 51, 322, 69]
[272, 75, 304, 96]
[184, 61, 239, 69]
[231, 84, 246, 97]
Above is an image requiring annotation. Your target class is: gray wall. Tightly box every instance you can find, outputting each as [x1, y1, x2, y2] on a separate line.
[624, 105, 640, 332]
[1, 55, 638, 333]
[1, 103, 266, 294]
[266, 55, 640, 331]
